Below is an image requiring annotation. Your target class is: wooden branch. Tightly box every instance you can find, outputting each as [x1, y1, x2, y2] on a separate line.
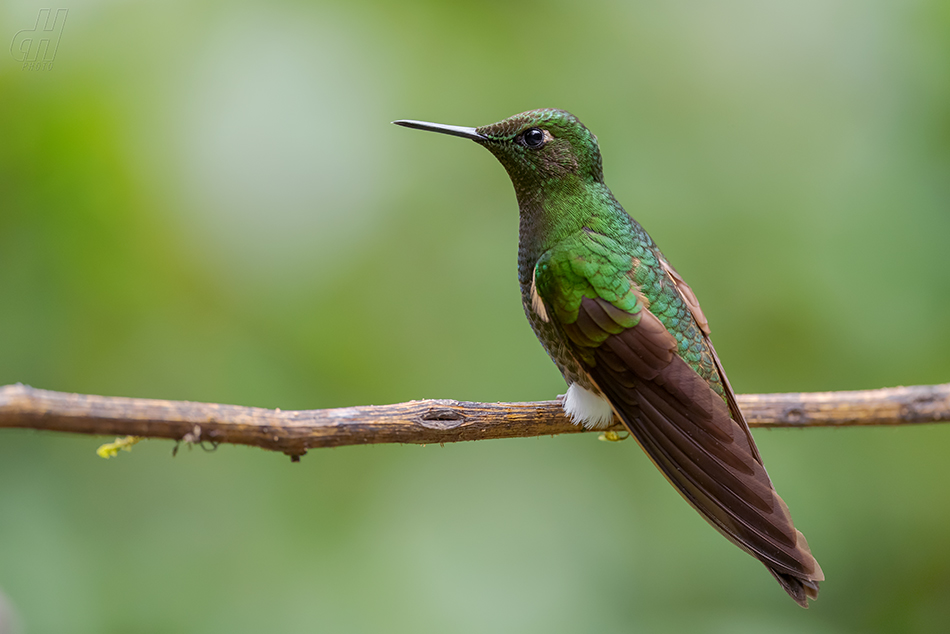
[1, 382, 948, 458]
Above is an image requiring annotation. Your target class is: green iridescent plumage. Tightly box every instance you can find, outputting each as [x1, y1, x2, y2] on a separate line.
[394, 109, 823, 607]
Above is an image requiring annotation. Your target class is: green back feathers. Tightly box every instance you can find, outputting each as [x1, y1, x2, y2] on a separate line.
[535, 230, 642, 326]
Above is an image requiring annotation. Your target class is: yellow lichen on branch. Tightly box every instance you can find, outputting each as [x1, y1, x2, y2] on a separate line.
[96, 435, 143, 458]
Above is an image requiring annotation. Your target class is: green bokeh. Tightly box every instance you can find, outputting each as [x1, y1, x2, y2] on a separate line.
[2, 1, 949, 632]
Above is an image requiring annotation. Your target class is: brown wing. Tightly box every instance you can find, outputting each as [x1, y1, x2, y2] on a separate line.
[565, 294, 824, 607]
[658, 258, 759, 459]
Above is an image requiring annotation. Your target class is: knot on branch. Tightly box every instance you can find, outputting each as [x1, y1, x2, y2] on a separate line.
[417, 402, 466, 430]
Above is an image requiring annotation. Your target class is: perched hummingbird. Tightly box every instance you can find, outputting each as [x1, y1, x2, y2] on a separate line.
[394, 110, 823, 607]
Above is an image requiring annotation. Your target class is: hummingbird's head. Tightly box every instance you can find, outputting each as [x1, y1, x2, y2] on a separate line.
[475, 109, 603, 187]
[394, 109, 604, 190]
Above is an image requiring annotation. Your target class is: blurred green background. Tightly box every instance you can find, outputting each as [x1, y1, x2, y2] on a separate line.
[2, 1, 950, 632]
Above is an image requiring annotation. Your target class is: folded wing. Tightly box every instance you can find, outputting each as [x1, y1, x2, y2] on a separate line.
[536, 243, 823, 607]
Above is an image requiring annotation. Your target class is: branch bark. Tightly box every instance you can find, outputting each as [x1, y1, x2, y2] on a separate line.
[1, 382, 948, 458]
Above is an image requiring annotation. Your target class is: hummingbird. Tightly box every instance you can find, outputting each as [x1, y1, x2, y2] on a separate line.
[393, 109, 823, 607]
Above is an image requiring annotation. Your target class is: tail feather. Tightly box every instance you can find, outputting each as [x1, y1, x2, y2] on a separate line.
[768, 567, 821, 608]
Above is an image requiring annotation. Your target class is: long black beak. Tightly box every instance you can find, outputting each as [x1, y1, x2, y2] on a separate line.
[392, 119, 485, 141]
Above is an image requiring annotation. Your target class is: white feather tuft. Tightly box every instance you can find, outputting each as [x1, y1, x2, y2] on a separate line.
[562, 383, 615, 429]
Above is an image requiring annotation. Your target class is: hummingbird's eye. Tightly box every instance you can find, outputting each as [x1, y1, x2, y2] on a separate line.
[521, 128, 546, 149]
